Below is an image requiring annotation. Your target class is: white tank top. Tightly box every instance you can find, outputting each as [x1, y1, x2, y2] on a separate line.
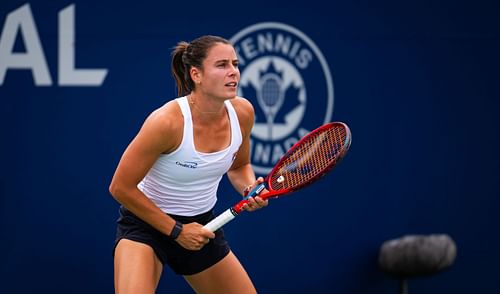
[138, 96, 243, 216]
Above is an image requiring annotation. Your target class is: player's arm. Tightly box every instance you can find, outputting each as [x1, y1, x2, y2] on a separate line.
[227, 97, 268, 210]
[109, 102, 214, 248]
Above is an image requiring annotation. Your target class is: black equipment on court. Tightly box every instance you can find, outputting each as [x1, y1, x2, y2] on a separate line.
[378, 234, 457, 294]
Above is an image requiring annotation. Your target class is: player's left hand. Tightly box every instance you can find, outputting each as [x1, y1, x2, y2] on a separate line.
[242, 177, 269, 212]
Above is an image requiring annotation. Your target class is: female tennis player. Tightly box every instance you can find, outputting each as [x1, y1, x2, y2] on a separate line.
[109, 35, 268, 293]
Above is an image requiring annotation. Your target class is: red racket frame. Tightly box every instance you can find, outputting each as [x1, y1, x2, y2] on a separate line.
[232, 122, 351, 213]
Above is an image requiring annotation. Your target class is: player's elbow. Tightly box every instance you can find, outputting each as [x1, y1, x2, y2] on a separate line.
[109, 179, 125, 201]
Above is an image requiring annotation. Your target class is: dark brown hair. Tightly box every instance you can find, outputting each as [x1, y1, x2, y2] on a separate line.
[171, 35, 231, 96]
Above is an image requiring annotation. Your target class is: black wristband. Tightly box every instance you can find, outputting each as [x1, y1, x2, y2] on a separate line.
[169, 220, 183, 240]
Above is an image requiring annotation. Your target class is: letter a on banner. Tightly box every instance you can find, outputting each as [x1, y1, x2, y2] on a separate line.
[0, 4, 52, 86]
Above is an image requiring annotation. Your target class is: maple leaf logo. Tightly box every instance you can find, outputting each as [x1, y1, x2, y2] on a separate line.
[240, 60, 302, 125]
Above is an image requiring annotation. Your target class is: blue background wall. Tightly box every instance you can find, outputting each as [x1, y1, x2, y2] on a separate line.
[1, 0, 499, 293]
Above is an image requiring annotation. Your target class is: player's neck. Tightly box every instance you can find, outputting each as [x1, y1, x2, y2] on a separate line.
[188, 93, 226, 121]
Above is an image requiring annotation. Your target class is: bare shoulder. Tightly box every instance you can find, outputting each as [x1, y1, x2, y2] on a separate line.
[147, 100, 182, 128]
[230, 96, 254, 114]
[229, 96, 254, 136]
[139, 99, 183, 153]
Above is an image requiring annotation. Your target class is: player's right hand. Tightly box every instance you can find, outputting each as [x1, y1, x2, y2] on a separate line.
[175, 222, 215, 250]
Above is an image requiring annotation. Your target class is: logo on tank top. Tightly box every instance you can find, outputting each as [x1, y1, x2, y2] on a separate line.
[175, 161, 198, 169]
[231, 22, 334, 174]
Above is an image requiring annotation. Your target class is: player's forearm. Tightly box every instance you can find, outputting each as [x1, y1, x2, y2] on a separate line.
[109, 185, 176, 236]
[227, 163, 256, 196]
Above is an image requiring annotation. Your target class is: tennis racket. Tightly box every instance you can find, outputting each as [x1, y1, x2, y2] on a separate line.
[204, 122, 351, 232]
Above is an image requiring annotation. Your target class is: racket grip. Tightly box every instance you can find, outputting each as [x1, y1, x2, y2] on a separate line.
[204, 208, 238, 232]
[244, 183, 266, 199]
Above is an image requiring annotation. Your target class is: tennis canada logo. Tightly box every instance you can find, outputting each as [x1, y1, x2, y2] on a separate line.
[231, 22, 334, 174]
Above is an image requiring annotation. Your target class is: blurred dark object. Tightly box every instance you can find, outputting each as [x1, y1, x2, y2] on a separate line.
[378, 234, 457, 294]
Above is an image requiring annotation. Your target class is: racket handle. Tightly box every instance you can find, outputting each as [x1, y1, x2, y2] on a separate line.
[205, 183, 266, 232]
[204, 208, 238, 232]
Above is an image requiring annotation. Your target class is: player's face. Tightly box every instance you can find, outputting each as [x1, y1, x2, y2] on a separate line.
[197, 43, 240, 100]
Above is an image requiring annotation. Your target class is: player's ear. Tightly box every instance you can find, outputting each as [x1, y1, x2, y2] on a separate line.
[190, 67, 202, 84]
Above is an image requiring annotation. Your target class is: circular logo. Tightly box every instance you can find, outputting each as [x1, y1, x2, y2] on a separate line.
[231, 22, 334, 174]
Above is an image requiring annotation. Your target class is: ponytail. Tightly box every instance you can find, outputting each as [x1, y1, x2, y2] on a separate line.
[171, 41, 193, 96]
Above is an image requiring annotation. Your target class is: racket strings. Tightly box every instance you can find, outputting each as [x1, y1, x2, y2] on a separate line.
[271, 126, 348, 190]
